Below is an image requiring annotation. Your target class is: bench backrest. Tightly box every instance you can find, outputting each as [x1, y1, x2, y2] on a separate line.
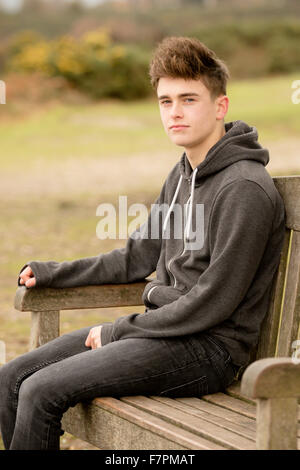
[256, 176, 300, 361]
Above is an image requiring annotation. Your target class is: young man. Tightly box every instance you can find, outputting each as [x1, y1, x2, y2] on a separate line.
[0, 37, 285, 450]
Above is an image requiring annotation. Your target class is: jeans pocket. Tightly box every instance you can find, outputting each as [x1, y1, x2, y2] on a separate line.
[204, 335, 236, 390]
[159, 375, 208, 398]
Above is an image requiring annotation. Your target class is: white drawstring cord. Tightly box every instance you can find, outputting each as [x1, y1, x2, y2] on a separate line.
[162, 174, 183, 233]
[185, 167, 198, 241]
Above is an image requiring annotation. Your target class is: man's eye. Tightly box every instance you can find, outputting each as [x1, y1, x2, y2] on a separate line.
[161, 100, 171, 105]
[184, 98, 195, 103]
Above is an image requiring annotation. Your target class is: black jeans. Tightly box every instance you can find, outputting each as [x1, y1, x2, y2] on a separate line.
[0, 326, 237, 450]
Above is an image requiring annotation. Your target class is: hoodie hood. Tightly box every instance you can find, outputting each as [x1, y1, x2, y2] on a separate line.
[180, 120, 269, 182]
[163, 120, 270, 241]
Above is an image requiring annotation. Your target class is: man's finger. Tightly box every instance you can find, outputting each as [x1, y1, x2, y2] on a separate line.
[20, 266, 33, 277]
[25, 277, 36, 288]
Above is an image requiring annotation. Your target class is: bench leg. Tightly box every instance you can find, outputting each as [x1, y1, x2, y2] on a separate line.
[30, 310, 60, 350]
[256, 397, 298, 450]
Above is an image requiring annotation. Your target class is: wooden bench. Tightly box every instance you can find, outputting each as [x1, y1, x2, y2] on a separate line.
[14, 175, 300, 450]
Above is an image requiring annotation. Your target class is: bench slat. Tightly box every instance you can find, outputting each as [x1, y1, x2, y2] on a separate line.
[121, 396, 255, 450]
[201, 393, 256, 419]
[226, 382, 256, 405]
[173, 397, 256, 427]
[273, 176, 300, 230]
[147, 395, 256, 441]
[275, 229, 300, 357]
[256, 228, 291, 360]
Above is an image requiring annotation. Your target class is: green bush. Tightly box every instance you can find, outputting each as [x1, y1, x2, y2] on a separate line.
[191, 20, 300, 78]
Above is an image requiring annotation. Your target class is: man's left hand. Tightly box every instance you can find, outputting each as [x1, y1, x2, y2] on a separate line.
[85, 326, 102, 349]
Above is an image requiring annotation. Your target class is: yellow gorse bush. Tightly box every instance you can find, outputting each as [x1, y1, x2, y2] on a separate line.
[5, 28, 151, 99]
[82, 29, 111, 50]
[8, 41, 52, 74]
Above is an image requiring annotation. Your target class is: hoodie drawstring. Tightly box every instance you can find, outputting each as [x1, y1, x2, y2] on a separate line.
[162, 167, 198, 242]
[162, 175, 183, 234]
[185, 167, 198, 241]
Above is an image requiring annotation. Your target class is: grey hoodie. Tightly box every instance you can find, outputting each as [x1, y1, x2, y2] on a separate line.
[19, 120, 285, 367]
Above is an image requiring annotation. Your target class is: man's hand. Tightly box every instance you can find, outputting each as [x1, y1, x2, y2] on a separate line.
[85, 326, 102, 349]
[19, 266, 36, 288]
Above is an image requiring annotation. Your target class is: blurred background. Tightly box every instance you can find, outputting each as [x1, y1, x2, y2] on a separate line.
[0, 0, 299, 449]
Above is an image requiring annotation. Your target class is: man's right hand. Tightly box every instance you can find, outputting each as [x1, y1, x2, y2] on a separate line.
[19, 266, 36, 288]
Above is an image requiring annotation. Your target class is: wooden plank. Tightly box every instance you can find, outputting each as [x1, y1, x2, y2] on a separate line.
[225, 382, 256, 405]
[273, 176, 300, 231]
[121, 396, 255, 450]
[14, 281, 150, 312]
[29, 310, 60, 350]
[275, 230, 300, 357]
[201, 393, 256, 419]
[62, 397, 225, 450]
[173, 397, 256, 427]
[147, 395, 256, 441]
[256, 228, 291, 359]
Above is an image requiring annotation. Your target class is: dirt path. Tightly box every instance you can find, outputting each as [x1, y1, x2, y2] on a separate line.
[2, 139, 299, 201]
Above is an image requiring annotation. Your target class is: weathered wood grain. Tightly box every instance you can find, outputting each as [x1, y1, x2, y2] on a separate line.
[256, 397, 298, 450]
[240, 357, 300, 399]
[129, 395, 256, 442]
[256, 228, 291, 360]
[62, 397, 225, 450]
[14, 280, 149, 312]
[29, 311, 60, 350]
[273, 176, 300, 230]
[275, 230, 300, 357]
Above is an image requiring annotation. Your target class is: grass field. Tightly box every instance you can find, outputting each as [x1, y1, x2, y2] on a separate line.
[0, 72, 299, 450]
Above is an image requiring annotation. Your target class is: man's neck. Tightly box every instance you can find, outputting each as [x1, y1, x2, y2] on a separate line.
[185, 123, 226, 170]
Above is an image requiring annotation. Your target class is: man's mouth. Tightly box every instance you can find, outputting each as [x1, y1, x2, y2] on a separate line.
[169, 125, 189, 130]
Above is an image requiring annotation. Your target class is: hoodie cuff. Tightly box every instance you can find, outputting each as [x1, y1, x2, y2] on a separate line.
[18, 261, 53, 288]
[146, 285, 186, 308]
[101, 322, 115, 346]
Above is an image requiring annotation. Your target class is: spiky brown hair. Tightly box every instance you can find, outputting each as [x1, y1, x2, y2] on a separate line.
[149, 36, 229, 98]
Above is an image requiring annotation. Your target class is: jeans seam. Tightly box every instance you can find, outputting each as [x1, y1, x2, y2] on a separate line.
[159, 374, 207, 396]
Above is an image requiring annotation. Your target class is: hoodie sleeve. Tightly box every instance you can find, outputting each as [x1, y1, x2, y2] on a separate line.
[101, 179, 277, 344]
[18, 186, 166, 290]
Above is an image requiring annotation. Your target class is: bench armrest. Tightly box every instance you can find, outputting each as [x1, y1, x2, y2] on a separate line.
[14, 280, 150, 312]
[241, 358, 300, 449]
[14, 280, 150, 350]
[241, 357, 300, 399]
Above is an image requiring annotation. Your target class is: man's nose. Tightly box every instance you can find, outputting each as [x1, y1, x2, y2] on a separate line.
[170, 102, 183, 119]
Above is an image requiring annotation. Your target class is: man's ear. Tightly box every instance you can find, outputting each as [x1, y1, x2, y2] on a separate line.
[216, 95, 229, 121]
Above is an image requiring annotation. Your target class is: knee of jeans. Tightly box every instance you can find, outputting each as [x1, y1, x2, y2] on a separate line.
[0, 362, 19, 393]
[18, 373, 57, 414]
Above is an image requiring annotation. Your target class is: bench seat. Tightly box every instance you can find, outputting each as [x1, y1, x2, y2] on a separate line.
[61, 381, 300, 450]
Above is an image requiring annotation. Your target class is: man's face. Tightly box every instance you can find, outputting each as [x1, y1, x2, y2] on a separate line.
[157, 77, 227, 152]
